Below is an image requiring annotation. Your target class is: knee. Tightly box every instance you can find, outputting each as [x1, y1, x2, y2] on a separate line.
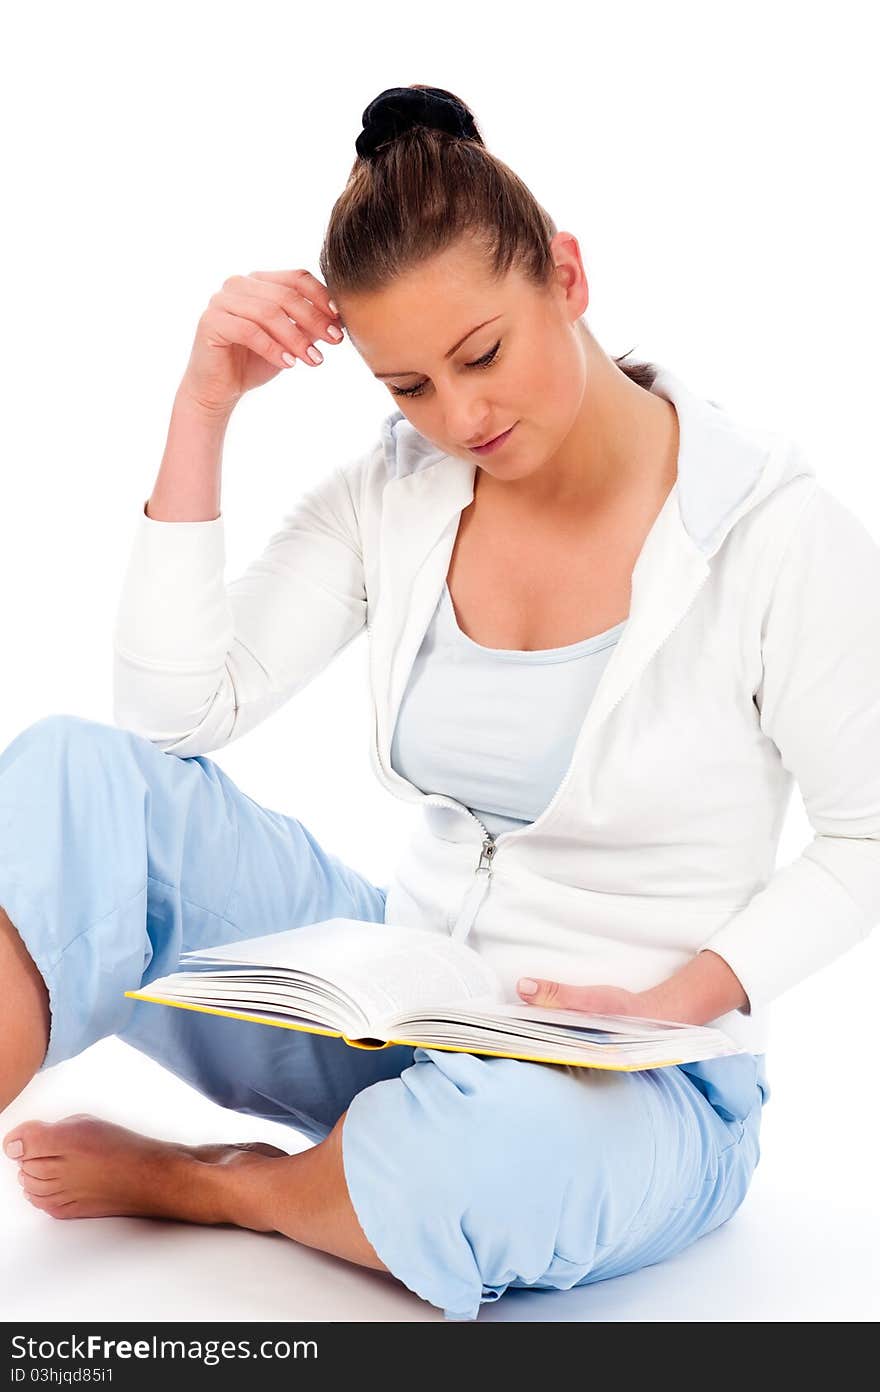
[0, 716, 154, 815]
[21, 713, 113, 746]
[10, 714, 130, 773]
[340, 1051, 592, 1319]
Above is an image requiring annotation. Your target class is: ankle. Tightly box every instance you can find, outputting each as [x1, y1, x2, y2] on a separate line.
[176, 1150, 249, 1227]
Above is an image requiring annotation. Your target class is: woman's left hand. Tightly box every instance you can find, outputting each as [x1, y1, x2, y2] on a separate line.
[516, 977, 660, 1018]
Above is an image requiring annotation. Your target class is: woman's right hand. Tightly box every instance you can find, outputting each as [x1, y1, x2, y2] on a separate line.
[179, 269, 344, 415]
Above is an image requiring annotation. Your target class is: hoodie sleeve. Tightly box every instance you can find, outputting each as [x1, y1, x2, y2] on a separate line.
[695, 482, 880, 1014]
[112, 457, 370, 757]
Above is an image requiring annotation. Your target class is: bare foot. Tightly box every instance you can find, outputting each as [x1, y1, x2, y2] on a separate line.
[2, 1114, 289, 1224]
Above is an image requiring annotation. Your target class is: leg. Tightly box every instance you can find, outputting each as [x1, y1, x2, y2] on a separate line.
[0, 905, 50, 1112]
[1, 713, 415, 1259]
[8, 1106, 388, 1278]
[0, 711, 218, 1094]
[0, 712, 412, 1118]
[4, 1046, 768, 1316]
[221, 1110, 391, 1272]
[336, 1046, 768, 1320]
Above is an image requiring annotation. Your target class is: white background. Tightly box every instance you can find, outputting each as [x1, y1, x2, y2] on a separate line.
[1, 0, 877, 1321]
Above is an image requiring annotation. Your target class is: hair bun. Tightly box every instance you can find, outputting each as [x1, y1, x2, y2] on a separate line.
[355, 85, 479, 160]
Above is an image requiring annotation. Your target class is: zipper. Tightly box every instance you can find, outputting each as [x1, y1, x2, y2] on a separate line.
[449, 815, 497, 942]
[373, 705, 500, 942]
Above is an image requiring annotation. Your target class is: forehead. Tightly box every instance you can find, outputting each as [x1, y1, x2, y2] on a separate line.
[342, 245, 523, 364]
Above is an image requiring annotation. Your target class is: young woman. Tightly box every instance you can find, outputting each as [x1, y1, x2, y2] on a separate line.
[2, 85, 879, 1323]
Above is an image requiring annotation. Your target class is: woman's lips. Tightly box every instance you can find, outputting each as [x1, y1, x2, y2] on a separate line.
[470, 423, 517, 455]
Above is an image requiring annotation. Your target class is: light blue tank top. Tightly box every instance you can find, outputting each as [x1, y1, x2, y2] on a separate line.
[390, 581, 627, 836]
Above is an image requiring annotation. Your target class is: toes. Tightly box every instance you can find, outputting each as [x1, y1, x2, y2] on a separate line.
[3, 1119, 60, 1163]
[3, 1125, 27, 1159]
[3, 1114, 104, 1163]
[18, 1156, 59, 1181]
[23, 1191, 78, 1219]
[18, 1170, 64, 1197]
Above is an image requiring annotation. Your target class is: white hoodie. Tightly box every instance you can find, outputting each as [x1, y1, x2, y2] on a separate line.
[113, 366, 880, 1053]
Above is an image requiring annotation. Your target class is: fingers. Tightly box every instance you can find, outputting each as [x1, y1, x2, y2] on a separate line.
[246, 268, 339, 324]
[196, 268, 344, 379]
[218, 272, 342, 359]
[206, 287, 341, 372]
[233, 269, 341, 346]
[517, 978, 564, 1006]
[203, 306, 306, 374]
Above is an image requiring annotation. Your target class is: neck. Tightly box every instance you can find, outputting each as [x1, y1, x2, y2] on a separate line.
[477, 325, 678, 516]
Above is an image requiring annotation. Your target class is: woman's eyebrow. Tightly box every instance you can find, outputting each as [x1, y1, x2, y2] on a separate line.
[374, 314, 503, 379]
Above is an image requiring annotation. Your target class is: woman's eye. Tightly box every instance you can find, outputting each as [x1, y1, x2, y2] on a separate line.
[391, 340, 502, 399]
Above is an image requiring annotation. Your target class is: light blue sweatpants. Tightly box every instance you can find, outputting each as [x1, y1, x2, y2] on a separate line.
[0, 714, 770, 1321]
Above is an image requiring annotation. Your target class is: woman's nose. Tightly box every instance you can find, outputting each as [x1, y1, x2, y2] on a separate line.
[442, 396, 493, 448]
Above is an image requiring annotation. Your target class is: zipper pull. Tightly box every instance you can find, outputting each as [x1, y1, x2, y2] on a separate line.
[450, 835, 496, 942]
[477, 837, 496, 874]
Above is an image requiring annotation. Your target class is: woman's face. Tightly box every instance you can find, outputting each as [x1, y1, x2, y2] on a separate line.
[339, 232, 590, 483]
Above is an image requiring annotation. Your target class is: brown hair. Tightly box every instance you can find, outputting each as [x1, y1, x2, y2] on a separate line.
[318, 84, 657, 392]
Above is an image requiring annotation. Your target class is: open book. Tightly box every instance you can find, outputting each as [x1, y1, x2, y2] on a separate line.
[124, 917, 745, 1072]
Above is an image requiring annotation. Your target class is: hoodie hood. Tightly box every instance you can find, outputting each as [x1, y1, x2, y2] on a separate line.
[379, 363, 815, 560]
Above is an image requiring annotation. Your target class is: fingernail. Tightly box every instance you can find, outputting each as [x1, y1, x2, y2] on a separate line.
[328, 299, 339, 315]
[5, 1140, 23, 1158]
[307, 345, 323, 365]
[518, 978, 538, 996]
[281, 352, 296, 368]
[326, 325, 343, 341]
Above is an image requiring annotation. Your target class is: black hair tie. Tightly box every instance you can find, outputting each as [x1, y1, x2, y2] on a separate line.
[355, 86, 478, 160]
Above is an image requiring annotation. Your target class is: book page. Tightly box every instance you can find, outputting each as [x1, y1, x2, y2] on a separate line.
[179, 917, 503, 1030]
[441, 997, 699, 1033]
[381, 995, 743, 1067]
